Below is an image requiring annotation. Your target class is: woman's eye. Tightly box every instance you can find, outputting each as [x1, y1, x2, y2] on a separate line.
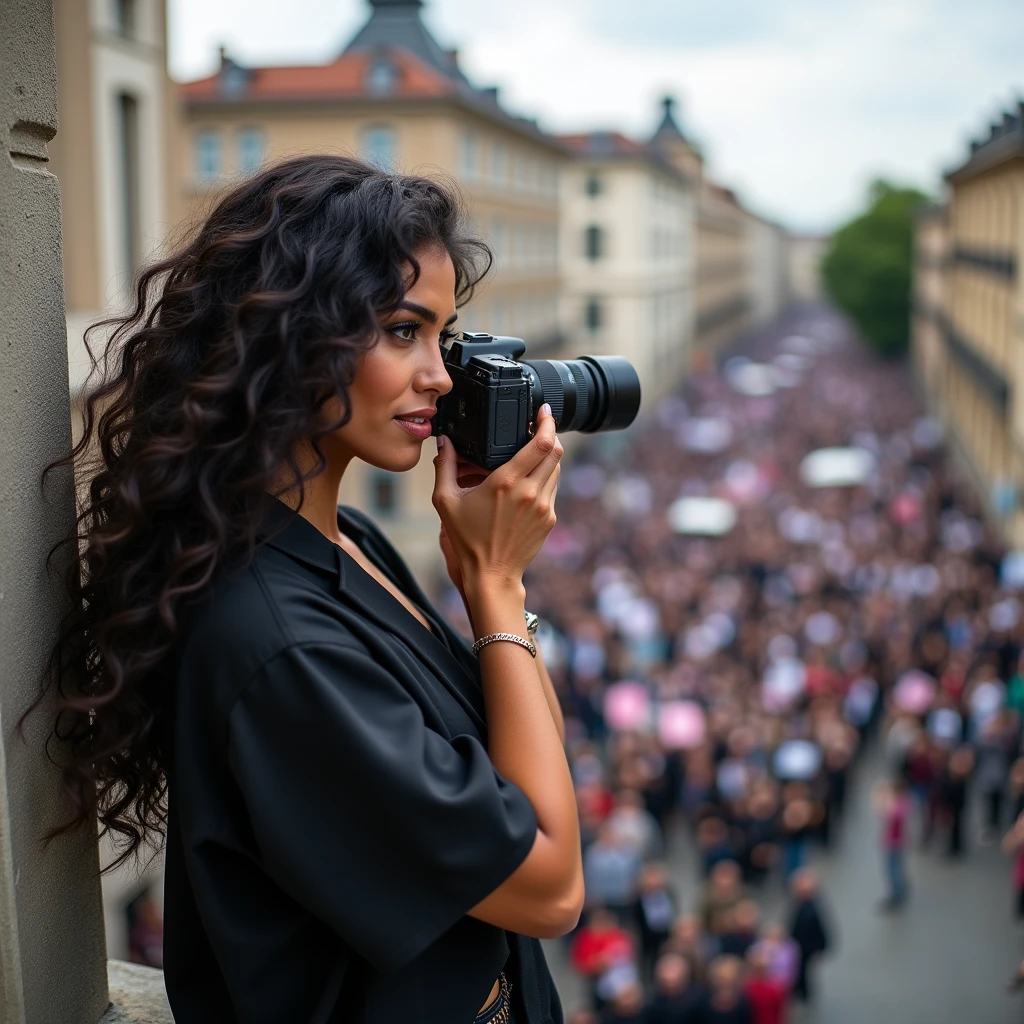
[439, 329, 460, 345]
[388, 322, 419, 342]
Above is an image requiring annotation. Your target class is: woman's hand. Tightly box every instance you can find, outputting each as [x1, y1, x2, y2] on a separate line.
[432, 405, 562, 599]
[439, 453, 494, 599]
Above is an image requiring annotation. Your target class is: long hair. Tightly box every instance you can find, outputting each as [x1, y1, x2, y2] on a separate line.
[38, 154, 491, 868]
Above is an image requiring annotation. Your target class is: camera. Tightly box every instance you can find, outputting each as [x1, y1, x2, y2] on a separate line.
[433, 333, 642, 470]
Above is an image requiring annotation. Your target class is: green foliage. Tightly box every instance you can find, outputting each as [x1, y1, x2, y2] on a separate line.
[821, 179, 930, 357]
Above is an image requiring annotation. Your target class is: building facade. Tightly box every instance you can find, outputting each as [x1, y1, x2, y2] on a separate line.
[745, 211, 790, 328]
[176, 0, 567, 580]
[649, 99, 753, 363]
[787, 234, 827, 304]
[51, 0, 173, 401]
[912, 103, 1024, 545]
[558, 126, 694, 404]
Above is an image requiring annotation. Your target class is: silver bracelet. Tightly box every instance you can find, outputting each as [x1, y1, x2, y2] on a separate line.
[472, 632, 537, 658]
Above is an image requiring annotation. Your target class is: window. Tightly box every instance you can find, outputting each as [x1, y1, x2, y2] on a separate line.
[237, 128, 265, 175]
[194, 128, 221, 179]
[491, 141, 508, 186]
[585, 173, 602, 197]
[369, 470, 399, 517]
[459, 130, 479, 181]
[361, 125, 397, 170]
[116, 92, 140, 280]
[112, 0, 136, 37]
[584, 224, 604, 261]
[585, 297, 602, 332]
[367, 58, 397, 95]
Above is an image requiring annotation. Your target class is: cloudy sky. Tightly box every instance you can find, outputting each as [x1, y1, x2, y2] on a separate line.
[169, 0, 1023, 232]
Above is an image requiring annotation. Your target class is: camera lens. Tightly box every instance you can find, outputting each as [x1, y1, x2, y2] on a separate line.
[521, 355, 641, 434]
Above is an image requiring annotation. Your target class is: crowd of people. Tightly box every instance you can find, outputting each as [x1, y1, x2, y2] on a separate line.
[439, 305, 1024, 1020]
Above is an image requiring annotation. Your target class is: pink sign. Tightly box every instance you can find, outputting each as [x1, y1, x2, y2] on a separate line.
[894, 670, 936, 715]
[657, 700, 706, 750]
[604, 681, 651, 733]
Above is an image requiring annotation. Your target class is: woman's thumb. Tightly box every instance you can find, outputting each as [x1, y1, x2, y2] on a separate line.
[432, 434, 457, 501]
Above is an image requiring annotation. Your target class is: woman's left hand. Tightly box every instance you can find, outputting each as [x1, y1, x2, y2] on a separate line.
[439, 450, 492, 599]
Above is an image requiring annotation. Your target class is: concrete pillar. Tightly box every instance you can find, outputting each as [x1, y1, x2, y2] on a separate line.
[0, 0, 110, 1020]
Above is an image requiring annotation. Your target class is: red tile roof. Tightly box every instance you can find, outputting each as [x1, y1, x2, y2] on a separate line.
[180, 48, 454, 104]
[558, 132, 650, 157]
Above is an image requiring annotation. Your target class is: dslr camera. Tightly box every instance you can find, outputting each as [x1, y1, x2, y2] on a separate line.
[433, 333, 641, 470]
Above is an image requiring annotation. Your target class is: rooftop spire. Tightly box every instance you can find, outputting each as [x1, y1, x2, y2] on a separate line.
[344, 0, 466, 83]
[653, 95, 686, 139]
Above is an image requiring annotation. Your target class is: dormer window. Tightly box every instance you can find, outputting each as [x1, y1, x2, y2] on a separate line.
[367, 57, 397, 95]
[219, 62, 249, 100]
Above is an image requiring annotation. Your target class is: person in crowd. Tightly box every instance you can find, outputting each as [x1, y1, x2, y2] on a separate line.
[786, 869, 832, 1002]
[1008, 757, 1024, 821]
[742, 945, 789, 1024]
[941, 746, 975, 857]
[692, 955, 753, 1024]
[645, 952, 701, 1024]
[608, 788, 665, 862]
[664, 913, 714, 989]
[633, 861, 679, 983]
[750, 924, 799, 992]
[700, 861, 745, 934]
[599, 981, 647, 1024]
[873, 777, 911, 909]
[1002, 811, 1024, 921]
[570, 907, 637, 1013]
[584, 822, 644, 925]
[976, 711, 1015, 844]
[720, 900, 761, 958]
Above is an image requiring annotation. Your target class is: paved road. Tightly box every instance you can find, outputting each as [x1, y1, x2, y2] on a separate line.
[542, 743, 1024, 1022]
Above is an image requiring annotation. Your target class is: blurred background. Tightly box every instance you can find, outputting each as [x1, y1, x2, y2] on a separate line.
[47, 0, 1024, 1020]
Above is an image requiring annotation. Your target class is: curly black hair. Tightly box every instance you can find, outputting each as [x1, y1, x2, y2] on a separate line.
[36, 154, 491, 868]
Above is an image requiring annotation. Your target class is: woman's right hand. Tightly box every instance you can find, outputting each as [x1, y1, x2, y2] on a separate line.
[431, 404, 562, 595]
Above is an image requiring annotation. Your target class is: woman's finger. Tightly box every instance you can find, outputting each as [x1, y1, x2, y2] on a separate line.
[526, 430, 563, 482]
[537, 460, 561, 510]
[495, 406, 557, 484]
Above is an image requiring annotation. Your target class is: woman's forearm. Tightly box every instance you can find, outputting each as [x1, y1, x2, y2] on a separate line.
[534, 641, 565, 746]
[467, 579, 580, 882]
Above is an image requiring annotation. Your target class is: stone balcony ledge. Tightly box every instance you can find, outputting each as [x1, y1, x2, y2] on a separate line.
[100, 961, 172, 1024]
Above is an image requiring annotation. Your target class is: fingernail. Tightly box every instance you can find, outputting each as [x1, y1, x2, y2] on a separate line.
[436, 435, 445, 450]
[541, 403, 552, 417]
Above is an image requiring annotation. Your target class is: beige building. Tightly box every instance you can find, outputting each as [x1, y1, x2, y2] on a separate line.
[649, 99, 753, 364]
[51, 0, 174, 401]
[745, 211, 790, 328]
[787, 233, 828, 304]
[175, 0, 567, 581]
[557, 122, 694, 404]
[912, 102, 1024, 544]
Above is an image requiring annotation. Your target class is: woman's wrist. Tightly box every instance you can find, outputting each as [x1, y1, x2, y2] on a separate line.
[464, 577, 527, 639]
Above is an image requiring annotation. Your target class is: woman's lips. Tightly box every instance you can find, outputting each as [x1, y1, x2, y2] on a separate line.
[394, 416, 433, 440]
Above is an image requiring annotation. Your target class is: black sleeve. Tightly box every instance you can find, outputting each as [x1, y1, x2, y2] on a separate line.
[227, 641, 538, 972]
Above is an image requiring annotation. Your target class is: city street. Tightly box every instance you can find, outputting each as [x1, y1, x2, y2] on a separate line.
[537, 304, 1024, 1023]
[545, 743, 1024, 1022]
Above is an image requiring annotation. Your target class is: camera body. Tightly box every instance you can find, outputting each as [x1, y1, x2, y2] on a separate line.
[433, 332, 642, 470]
[433, 334, 533, 470]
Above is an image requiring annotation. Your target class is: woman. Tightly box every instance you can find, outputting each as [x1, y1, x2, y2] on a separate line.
[39, 155, 583, 1022]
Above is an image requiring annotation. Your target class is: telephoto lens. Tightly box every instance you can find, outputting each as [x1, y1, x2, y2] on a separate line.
[520, 356, 641, 433]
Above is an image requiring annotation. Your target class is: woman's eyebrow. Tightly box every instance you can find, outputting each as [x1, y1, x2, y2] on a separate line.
[388, 302, 458, 327]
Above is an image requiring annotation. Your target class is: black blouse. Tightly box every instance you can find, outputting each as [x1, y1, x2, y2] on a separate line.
[161, 498, 564, 1024]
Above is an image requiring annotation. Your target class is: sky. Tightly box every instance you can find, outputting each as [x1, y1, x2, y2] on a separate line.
[168, 0, 1024, 233]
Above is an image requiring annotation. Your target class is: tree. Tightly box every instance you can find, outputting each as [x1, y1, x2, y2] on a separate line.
[821, 179, 929, 357]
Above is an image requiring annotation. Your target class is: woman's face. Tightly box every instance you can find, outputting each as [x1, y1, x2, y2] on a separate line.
[327, 245, 457, 473]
